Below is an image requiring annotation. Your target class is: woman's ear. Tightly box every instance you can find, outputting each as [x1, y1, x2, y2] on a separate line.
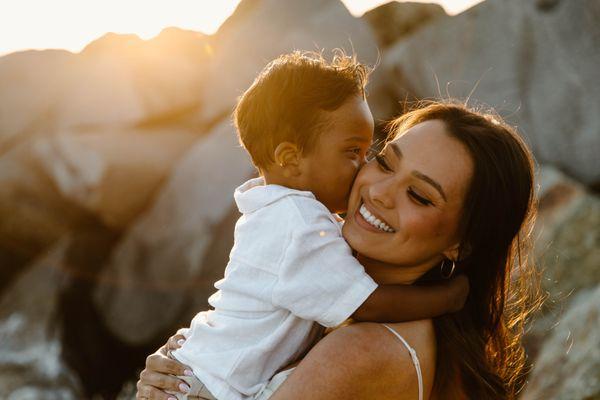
[442, 242, 461, 262]
[443, 241, 471, 262]
[274, 142, 302, 177]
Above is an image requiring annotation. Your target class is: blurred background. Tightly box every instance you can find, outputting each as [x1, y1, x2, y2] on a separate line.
[0, 0, 598, 399]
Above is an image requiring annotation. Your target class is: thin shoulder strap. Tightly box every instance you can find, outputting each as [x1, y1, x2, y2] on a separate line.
[382, 324, 423, 400]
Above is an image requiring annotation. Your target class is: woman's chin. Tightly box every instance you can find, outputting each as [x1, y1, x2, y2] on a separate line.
[343, 219, 382, 258]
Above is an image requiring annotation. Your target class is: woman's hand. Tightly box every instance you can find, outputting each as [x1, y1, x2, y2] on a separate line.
[136, 333, 192, 399]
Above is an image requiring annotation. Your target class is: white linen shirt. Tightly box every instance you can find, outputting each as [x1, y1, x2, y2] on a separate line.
[172, 177, 378, 400]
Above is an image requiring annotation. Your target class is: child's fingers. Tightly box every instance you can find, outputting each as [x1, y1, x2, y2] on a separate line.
[166, 334, 186, 351]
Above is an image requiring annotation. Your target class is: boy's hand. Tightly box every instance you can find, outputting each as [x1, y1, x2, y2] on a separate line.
[165, 332, 187, 358]
[445, 274, 470, 313]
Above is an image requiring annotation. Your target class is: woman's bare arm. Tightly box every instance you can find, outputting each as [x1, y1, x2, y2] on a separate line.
[137, 322, 436, 400]
[269, 322, 434, 400]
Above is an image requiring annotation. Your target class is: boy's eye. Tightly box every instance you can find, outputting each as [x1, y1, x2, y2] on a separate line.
[408, 188, 433, 206]
[375, 153, 393, 172]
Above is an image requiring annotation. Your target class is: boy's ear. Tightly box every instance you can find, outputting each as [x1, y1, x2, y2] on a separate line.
[274, 142, 302, 176]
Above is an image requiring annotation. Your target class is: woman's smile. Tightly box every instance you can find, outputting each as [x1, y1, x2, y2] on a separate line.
[355, 201, 395, 233]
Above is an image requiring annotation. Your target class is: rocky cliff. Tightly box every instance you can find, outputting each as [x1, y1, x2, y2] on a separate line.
[0, 0, 598, 398]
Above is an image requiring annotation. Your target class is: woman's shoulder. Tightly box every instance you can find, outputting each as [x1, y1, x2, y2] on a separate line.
[321, 320, 436, 399]
[327, 319, 436, 359]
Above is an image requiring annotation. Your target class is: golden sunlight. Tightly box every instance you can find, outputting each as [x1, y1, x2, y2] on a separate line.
[0, 0, 483, 56]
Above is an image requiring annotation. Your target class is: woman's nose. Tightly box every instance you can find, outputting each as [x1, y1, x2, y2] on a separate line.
[369, 178, 395, 209]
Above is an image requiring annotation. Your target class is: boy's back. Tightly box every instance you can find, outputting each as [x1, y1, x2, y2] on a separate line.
[171, 177, 378, 400]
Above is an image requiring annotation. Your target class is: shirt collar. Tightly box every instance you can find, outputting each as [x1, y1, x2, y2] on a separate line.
[234, 177, 316, 214]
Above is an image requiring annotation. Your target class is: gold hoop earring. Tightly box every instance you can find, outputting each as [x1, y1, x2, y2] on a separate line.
[440, 259, 455, 279]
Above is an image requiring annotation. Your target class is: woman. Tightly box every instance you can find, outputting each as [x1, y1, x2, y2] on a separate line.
[136, 102, 540, 399]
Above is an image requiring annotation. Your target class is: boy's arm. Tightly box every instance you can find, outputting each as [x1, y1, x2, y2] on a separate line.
[351, 275, 469, 322]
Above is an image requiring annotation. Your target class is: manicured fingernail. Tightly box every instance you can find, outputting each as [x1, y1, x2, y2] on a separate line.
[179, 382, 191, 393]
[184, 369, 193, 376]
[177, 339, 185, 346]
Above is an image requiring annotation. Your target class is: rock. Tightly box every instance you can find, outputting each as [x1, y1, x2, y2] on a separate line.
[192, 0, 378, 126]
[522, 165, 600, 374]
[0, 127, 196, 291]
[0, 135, 94, 292]
[370, 0, 600, 186]
[93, 119, 255, 344]
[0, 30, 208, 147]
[533, 165, 600, 305]
[0, 239, 83, 399]
[522, 285, 600, 400]
[32, 128, 198, 229]
[363, 1, 447, 48]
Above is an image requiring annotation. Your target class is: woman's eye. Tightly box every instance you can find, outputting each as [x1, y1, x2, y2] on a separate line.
[408, 188, 433, 206]
[375, 154, 393, 172]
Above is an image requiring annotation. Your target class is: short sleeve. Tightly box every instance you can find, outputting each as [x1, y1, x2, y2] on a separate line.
[272, 212, 378, 328]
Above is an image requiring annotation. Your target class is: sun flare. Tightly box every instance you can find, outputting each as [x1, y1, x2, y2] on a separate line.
[0, 0, 483, 56]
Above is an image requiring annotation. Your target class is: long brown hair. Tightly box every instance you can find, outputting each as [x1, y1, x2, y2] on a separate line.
[388, 102, 542, 399]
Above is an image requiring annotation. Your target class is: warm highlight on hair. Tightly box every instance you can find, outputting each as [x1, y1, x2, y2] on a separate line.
[388, 102, 542, 399]
[233, 50, 370, 171]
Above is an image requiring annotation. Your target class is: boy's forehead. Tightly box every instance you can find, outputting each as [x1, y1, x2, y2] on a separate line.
[323, 96, 374, 141]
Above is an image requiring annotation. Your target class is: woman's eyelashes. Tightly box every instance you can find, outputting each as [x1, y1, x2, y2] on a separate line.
[408, 188, 433, 206]
[374, 152, 434, 206]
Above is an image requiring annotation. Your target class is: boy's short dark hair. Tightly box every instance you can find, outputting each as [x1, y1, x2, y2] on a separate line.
[234, 50, 370, 171]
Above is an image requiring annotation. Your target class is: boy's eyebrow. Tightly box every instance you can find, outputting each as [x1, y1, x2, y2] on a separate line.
[344, 136, 372, 143]
[388, 142, 447, 202]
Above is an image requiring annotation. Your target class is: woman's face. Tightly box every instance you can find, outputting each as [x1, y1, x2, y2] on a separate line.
[342, 119, 474, 270]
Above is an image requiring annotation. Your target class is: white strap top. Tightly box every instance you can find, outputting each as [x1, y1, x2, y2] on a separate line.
[382, 324, 424, 400]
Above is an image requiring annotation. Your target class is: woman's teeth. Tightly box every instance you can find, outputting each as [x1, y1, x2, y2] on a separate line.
[359, 204, 395, 233]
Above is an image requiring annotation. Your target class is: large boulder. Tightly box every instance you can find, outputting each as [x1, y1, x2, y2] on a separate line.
[522, 285, 600, 400]
[370, 0, 600, 186]
[362, 1, 447, 49]
[192, 0, 379, 126]
[0, 127, 196, 288]
[533, 165, 600, 306]
[31, 128, 198, 229]
[525, 165, 600, 388]
[0, 239, 83, 399]
[0, 29, 208, 147]
[93, 119, 255, 344]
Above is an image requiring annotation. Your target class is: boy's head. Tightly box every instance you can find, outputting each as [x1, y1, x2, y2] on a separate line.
[234, 51, 374, 213]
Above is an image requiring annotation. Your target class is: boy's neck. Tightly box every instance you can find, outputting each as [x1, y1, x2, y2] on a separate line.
[262, 171, 310, 193]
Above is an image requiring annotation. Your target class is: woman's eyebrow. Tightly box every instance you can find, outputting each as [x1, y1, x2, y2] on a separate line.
[388, 142, 447, 202]
[412, 171, 447, 202]
[388, 142, 403, 159]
